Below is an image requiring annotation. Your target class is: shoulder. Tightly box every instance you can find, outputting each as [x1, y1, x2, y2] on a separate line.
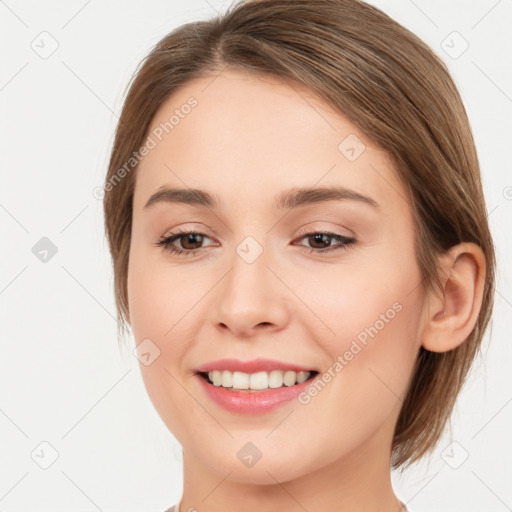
[162, 506, 176, 512]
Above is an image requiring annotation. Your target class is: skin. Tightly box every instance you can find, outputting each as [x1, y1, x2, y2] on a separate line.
[127, 69, 486, 512]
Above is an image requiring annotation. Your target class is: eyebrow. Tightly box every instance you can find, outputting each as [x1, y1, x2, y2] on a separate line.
[144, 185, 380, 210]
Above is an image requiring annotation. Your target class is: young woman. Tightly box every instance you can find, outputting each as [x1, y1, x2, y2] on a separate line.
[102, 1, 496, 510]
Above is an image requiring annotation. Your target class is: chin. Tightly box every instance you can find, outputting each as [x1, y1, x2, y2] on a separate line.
[193, 438, 322, 485]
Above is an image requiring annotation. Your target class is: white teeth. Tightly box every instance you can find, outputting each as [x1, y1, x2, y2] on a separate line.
[206, 370, 312, 390]
[211, 370, 222, 386]
[221, 370, 232, 388]
[268, 370, 284, 388]
[232, 371, 249, 389]
[249, 371, 268, 390]
[296, 371, 310, 384]
[283, 370, 296, 386]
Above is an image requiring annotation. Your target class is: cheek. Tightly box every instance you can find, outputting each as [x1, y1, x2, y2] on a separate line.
[286, 266, 424, 464]
[318, 268, 421, 362]
[127, 244, 195, 340]
[126, 247, 198, 438]
[293, 238, 423, 407]
[126, 244, 211, 394]
[293, 238, 422, 353]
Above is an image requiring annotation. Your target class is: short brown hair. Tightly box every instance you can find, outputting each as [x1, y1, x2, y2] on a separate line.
[103, 0, 496, 468]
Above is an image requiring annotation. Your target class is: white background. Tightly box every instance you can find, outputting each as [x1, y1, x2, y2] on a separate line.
[1, 1, 511, 511]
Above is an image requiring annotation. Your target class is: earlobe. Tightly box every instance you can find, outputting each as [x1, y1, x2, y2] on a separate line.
[421, 242, 486, 353]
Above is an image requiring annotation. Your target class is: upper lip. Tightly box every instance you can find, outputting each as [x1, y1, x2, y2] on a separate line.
[196, 358, 317, 374]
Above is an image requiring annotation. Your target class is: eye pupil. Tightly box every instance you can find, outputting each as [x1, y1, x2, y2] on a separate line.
[309, 233, 330, 249]
[182, 233, 203, 249]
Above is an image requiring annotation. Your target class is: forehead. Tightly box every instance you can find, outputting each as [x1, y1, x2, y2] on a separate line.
[133, 70, 408, 214]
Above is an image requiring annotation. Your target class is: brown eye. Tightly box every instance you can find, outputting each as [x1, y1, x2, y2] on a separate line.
[179, 233, 205, 250]
[155, 230, 213, 256]
[296, 231, 356, 253]
[306, 233, 333, 249]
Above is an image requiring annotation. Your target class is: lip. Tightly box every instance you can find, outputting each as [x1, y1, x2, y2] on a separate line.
[195, 372, 318, 414]
[195, 358, 316, 374]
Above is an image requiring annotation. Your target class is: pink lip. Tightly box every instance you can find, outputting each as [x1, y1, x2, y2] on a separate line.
[195, 358, 315, 373]
[196, 372, 317, 414]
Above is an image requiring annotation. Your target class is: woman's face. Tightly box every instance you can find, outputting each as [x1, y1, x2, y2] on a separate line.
[128, 70, 427, 483]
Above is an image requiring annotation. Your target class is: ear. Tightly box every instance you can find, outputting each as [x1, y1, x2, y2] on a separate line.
[421, 242, 487, 353]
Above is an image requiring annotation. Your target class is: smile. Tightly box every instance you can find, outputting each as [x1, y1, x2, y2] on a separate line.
[196, 369, 319, 414]
[201, 369, 315, 391]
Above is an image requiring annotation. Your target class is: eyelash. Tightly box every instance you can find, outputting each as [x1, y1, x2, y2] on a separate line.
[155, 228, 356, 257]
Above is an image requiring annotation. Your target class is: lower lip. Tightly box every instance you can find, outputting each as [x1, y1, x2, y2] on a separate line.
[196, 373, 317, 414]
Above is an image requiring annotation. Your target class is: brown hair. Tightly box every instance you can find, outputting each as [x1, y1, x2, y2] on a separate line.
[103, 0, 496, 468]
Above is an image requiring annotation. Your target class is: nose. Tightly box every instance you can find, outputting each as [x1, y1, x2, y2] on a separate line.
[211, 246, 290, 338]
